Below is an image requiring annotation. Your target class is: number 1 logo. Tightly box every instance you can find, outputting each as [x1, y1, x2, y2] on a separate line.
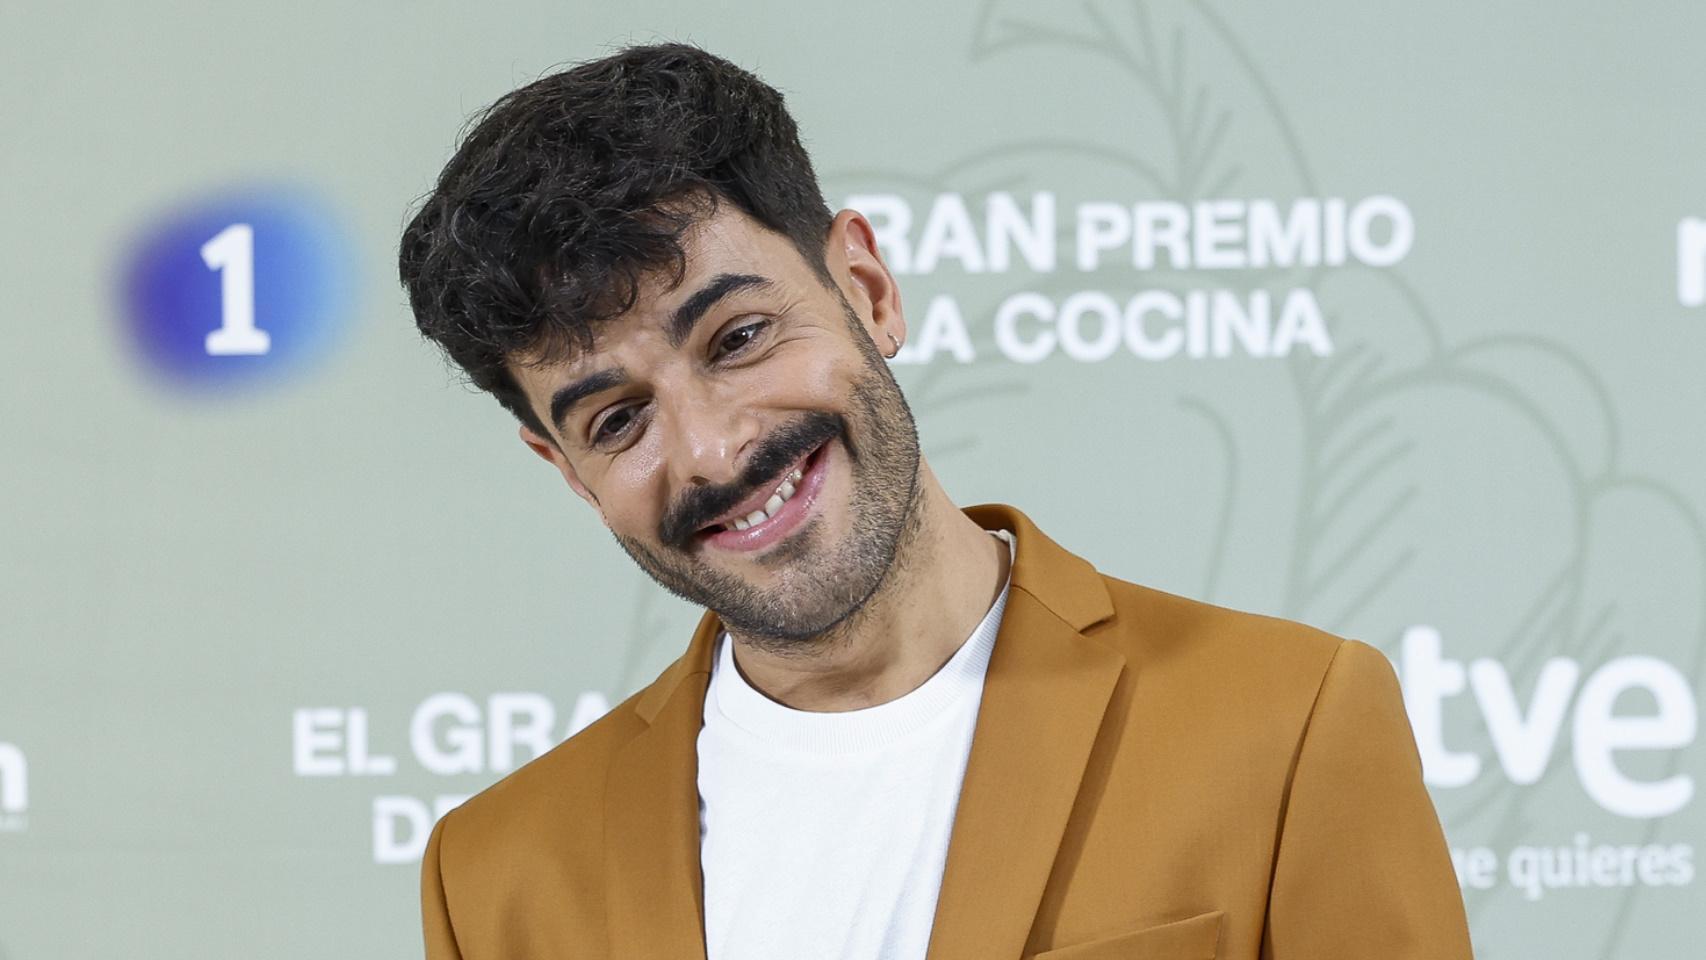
[1680, 217, 1706, 308]
[123, 188, 350, 389]
[201, 223, 270, 356]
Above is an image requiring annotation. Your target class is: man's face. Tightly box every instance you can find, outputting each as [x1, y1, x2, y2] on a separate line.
[510, 205, 920, 645]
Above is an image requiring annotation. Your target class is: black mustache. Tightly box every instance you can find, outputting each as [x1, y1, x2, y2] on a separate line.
[657, 412, 844, 548]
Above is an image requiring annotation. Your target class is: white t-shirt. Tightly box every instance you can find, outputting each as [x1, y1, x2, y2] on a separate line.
[696, 531, 1014, 960]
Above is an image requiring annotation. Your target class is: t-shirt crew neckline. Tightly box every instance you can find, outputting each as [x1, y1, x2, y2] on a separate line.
[709, 529, 1015, 756]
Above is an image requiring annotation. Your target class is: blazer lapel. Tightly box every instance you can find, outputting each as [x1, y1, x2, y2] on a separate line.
[926, 505, 1127, 960]
[604, 615, 718, 960]
[600, 503, 1120, 960]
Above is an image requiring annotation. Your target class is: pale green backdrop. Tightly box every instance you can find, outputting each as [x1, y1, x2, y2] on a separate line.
[2, 1, 1703, 958]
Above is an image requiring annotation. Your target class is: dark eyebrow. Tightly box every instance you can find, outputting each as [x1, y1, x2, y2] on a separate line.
[548, 367, 628, 437]
[547, 273, 770, 437]
[667, 273, 772, 348]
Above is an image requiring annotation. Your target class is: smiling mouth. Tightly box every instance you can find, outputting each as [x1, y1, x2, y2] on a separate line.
[695, 439, 830, 543]
[720, 464, 805, 532]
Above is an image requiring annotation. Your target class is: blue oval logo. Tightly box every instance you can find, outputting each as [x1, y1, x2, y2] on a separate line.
[122, 187, 353, 390]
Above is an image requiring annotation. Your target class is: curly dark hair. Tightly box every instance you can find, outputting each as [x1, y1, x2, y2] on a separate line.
[398, 43, 836, 438]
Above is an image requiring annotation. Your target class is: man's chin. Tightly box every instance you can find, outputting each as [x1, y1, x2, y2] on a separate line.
[615, 529, 844, 634]
[714, 596, 864, 648]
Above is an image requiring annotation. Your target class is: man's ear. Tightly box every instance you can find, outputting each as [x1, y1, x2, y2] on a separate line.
[826, 209, 906, 351]
[519, 424, 599, 508]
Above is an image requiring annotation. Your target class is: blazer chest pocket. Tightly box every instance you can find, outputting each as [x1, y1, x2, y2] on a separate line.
[1029, 909, 1222, 960]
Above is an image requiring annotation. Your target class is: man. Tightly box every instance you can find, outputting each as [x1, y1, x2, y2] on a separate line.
[398, 43, 1473, 960]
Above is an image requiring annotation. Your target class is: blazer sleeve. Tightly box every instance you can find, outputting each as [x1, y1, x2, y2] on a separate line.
[1263, 639, 1474, 959]
[422, 812, 466, 960]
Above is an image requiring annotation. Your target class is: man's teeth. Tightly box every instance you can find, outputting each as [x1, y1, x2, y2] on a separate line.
[727, 468, 806, 532]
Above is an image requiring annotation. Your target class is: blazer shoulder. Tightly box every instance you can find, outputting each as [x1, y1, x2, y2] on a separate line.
[437, 682, 651, 864]
[1090, 574, 1356, 709]
[1080, 576, 1410, 807]
[425, 658, 709, 954]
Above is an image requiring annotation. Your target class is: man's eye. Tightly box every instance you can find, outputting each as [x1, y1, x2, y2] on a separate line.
[714, 319, 768, 359]
[593, 405, 638, 444]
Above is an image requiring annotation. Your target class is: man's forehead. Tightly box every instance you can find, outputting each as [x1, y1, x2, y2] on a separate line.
[668, 203, 806, 288]
[528, 213, 801, 361]
[516, 270, 773, 374]
[508, 210, 809, 395]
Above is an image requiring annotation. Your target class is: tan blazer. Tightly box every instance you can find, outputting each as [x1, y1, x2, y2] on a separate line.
[423, 504, 1472, 959]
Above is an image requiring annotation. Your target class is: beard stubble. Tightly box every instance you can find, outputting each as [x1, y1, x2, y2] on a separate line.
[610, 329, 923, 651]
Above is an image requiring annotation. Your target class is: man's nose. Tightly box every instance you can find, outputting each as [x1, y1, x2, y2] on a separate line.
[661, 386, 759, 489]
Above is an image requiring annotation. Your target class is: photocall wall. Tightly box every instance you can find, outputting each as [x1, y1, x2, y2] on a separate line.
[3, 1, 1703, 957]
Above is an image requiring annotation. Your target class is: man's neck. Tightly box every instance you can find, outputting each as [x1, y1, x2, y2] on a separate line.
[724, 465, 1010, 712]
